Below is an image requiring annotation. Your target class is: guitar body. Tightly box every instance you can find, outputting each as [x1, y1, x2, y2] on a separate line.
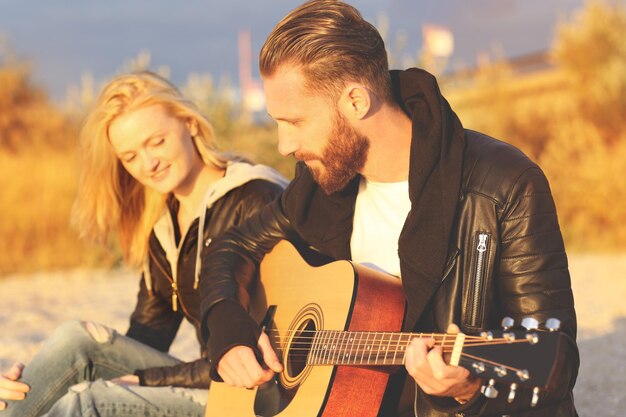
[205, 240, 406, 417]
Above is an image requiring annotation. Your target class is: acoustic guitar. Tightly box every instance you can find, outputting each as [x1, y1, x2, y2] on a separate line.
[205, 240, 566, 417]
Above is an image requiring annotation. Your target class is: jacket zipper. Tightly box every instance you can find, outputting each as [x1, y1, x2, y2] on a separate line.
[467, 232, 489, 327]
[149, 245, 199, 326]
[165, 214, 199, 313]
[168, 247, 180, 312]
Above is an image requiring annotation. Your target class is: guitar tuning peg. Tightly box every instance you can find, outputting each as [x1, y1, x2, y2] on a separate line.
[521, 317, 539, 330]
[526, 333, 539, 345]
[481, 379, 499, 399]
[507, 383, 517, 403]
[494, 366, 507, 377]
[516, 369, 530, 382]
[531, 387, 540, 407]
[472, 361, 486, 374]
[503, 331, 516, 342]
[501, 317, 514, 330]
[480, 331, 493, 340]
[546, 318, 561, 332]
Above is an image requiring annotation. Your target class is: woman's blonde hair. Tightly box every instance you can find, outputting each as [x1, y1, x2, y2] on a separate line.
[73, 71, 228, 266]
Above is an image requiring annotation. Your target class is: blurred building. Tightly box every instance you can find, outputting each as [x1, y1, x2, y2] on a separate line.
[238, 29, 266, 121]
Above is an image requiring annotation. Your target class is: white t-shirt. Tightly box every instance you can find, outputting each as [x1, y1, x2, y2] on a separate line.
[350, 177, 411, 277]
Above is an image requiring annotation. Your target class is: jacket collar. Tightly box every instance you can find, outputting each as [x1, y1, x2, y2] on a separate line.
[391, 68, 465, 330]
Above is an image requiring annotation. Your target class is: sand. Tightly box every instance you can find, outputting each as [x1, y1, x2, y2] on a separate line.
[1, 254, 625, 416]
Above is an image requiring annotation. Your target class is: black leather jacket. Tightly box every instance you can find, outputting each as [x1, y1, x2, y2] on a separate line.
[125, 167, 284, 388]
[200, 133, 578, 416]
[199, 70, 578, 416]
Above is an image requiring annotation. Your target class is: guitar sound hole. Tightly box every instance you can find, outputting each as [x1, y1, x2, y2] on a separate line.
[254, 317, 317, 417]
[286, 319, 315, 378]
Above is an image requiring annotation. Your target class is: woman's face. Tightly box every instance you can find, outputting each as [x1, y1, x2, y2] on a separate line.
[108, 104, 202, 196]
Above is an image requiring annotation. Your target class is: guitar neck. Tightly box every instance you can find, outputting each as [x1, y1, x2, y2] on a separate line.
[305, 330, 465, 366]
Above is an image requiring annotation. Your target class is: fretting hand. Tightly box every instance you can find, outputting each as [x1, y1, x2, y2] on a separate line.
[405, 324, 481, 402]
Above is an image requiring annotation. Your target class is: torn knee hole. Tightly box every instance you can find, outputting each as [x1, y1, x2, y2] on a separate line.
[82, 321, 112, 343]
[69, 381, 91, 393]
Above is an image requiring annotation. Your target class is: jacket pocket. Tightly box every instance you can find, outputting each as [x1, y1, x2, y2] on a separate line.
[464, 232, 491, 328]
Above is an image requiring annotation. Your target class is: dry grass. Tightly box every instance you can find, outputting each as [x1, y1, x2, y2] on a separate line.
[0, 150, 114, 275]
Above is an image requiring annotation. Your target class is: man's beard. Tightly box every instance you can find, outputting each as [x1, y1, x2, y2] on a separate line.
[307, 111, 370, 195]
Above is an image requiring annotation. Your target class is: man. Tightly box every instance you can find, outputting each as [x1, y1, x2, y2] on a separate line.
[199, 1, 579, 416]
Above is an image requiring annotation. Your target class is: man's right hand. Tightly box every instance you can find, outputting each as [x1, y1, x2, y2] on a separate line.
[0, 362, 30, 410]
[217, 332, 283, 388]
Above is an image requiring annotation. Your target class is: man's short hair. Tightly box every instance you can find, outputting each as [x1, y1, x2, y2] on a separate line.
[260, 0, 392, 103]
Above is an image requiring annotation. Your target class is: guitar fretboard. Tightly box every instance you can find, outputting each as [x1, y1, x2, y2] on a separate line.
[306, 331, 458, 366]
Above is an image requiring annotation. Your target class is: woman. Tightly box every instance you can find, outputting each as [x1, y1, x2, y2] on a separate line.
[0, 71, 286, 416]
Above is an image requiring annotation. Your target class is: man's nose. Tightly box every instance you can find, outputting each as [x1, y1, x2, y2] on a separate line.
[277, 131, 300, 157]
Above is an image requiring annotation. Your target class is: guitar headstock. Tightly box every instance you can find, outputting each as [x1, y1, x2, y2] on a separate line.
[458, 317, 566, 407]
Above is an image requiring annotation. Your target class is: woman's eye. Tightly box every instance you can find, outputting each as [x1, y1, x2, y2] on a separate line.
[151, 137, 165, 146]
[123, 155, 136, 163]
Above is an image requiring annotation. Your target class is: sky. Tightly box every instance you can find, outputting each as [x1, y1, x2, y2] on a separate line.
[0, 0, 585, 101]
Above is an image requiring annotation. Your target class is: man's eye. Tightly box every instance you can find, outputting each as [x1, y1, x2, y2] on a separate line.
[151, 137, 165, 146]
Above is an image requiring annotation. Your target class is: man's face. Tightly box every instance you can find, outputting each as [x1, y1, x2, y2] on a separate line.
[263, 66, 369, 194]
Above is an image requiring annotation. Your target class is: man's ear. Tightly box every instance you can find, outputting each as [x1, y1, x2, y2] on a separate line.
[338, 84, 371, 121]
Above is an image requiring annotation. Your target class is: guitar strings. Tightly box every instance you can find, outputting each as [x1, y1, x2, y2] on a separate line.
[256, 349, 527, 374]
[458, 352, 524, 372]
[261, 330, 535, 372]
[267, 338, 531, 350]
[266, 335, 532, 372]
[265, 329, 487, 340]
[265, 333, 527, 347]
[273, 351, 527, 373]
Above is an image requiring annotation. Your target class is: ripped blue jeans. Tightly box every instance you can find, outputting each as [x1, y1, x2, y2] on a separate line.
[1, 320, 206, 417]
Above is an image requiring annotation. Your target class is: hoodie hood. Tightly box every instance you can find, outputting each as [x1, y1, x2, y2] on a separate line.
[391, 68, 466, 329]
[145, 161, 288, 296]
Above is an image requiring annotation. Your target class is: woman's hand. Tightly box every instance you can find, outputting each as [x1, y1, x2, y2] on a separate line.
[109, 374, 140, 386]
[0, 362, 30, 410]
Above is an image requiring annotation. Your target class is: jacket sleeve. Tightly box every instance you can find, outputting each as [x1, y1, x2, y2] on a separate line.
[432, 166, 579, 416]
[199, 197, 296, 380]
[133, 358, 211, 388]
[126, 271, 183, 353]
[129, 179, 285, 387]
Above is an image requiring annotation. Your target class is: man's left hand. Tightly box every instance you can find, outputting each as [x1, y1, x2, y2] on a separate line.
[405, 323, 481, 402]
